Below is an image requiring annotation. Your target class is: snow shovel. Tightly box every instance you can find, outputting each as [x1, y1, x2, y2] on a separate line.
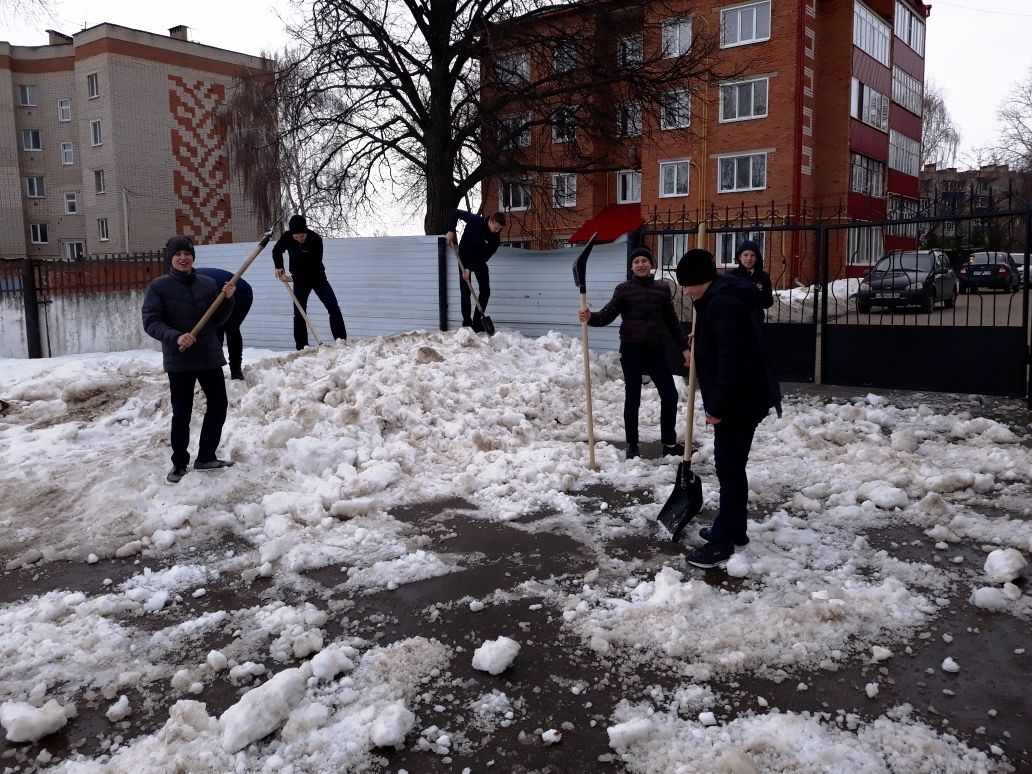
[450, 245, 495, 336]
[657, 343, 703, 539]
[179, 225, 276, 352]
[571, 233, 599, 470]
[280, 275, 324, 346]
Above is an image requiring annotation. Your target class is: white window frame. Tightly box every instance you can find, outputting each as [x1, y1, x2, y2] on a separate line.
[499, 179, 531, 211]
[551, 106, 576, 144]
[30, 223, 49, 244]
[661, 89, 691, 130]
[617, 169, 641, 204]
[659, 160, 690, 198]
[889, 130, 920, 176]
[22, 129, 42, 151]
[66, 241, 86, 260]
[554, 40, 575, 74]
[853, 2, 891, 66]
[618, 35, 643, 67]
[718, 231, 765, 266]
[64, 192, 78, 214]
[90, 119, 103, 146]
[660, 233, 689, 267]
[552, 173, 577, 208]
[87, 72, 100, 98]
[18, 84, 40, 106]
[499, 113, 531, 151]
[717, 152, 767, 193]
[617, 100, 642, 138]
[95, 169, 106, 194]
[496, 52, 529, 85]
[97, 218, 109, 241]
[719, 77, 769, 122]
[850, 79, 889, 132]
[847, 224, 884, 265]
[26, 176, 46, 198]
[894, 1, 925, 56]
[57, 98, 72, 122]
[61, 142, 74, 165]
[661, 18, 692, 58]
[887, 195, 918, 238]
[892, 66, 923, 116]
[850, 153, 885, 197]
[721, 1, 771, 48]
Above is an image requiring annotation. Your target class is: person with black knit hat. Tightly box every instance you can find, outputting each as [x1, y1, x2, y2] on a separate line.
[271, 214, 348, 349]
[142, 236, 238, 483]
[577, 246, 690, 460]
[728, 239, 774, 319]
[675, 248, 781, 569]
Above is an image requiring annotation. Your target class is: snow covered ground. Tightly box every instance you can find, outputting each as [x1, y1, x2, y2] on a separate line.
[0, 329, 1029, 772]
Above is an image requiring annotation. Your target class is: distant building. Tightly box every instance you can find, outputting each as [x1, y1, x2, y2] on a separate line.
[480, 0, 931, 282]
[1, 23, 273, 261]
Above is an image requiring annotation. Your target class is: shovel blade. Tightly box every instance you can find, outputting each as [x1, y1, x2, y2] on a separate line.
[482, 315, 495, 336]
[657, 462, 703, 540]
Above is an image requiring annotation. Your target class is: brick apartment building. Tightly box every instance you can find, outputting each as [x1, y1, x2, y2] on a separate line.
[481, 0, 930, 283]
[1, 23, 273, 261]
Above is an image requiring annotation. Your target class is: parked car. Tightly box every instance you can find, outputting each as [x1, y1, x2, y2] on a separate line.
[1009, 253, 1031, 288]
[855, 249, 958, 313]
[958, 251, 1020, 292]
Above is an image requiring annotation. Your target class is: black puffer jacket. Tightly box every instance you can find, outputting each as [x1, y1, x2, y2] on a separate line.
[271, 228, 326, 281]
[142, 269, 233, 372]
[588, 276, 687, 349]
[728, 239, 774, 311]
[692, 274, 782, 423]
[447, 210, 500, 271]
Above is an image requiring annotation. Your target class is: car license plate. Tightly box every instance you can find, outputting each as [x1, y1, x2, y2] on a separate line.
[874, 292, 900, 299]
[974, 269, 991, 276]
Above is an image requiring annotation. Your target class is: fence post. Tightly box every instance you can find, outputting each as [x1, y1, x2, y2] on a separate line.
[815, 225, 828, 385]
[437, 237, 449, 332]
[22, 259, 43, 359]
[1025, 210, 1031, 411]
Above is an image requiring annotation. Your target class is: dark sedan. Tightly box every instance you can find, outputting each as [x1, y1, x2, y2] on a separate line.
[856, 250, 958, 313]
[958, 252, 1020, 293]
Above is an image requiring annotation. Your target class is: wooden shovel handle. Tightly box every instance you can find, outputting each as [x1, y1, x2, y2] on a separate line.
[683, 340, 697, 462]
[580, 292, 596, 470]
[450, 245, 488, 316]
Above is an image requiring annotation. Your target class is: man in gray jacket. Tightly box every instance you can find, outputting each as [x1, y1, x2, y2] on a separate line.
[142, 236, 238, 483]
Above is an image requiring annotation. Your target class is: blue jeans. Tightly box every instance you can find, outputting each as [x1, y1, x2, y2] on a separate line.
[619, 342, 678, 446]
[292, 275, 347, 349]
[706, 419, 758, 546]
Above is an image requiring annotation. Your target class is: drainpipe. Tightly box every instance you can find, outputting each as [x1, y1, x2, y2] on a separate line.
[122, 189, 130, 254]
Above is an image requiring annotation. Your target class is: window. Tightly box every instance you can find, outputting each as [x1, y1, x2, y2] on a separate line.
[721, 1, 771, 48]
[853, 2, 890, 66]
[617, 101, 642, 137]
[501, 239, 532, 249]
[30, 224, 49, 244]
[660, 233, 688, 267]
[61, 142, 74, 165]
[57, 99, 71, 122]
[552, 173, 576, 208]
[499, 179, 531, 211]
[95, 169, 106, 193]
[894, 1, 925, 55]
[18, 85, 40, 106]
[662, 18, 692, 57]
[892, 67, 922, 116]
[617, 170, 641, 203]
[718, 152, 767, 192]
[26, 176, 46, 198]
[496, 52, 529, 85]
[64, 192, 78, 214]
[847, 224, 884, 265]
[889, 130, 920, 176]
[90, 119, 103, 146]
[66, 241, 85, 260]
[554, 40, 575, 74]
[850, 153, 885, 197]
[551, 107, 576, 144]
[499, 113, 530, 150]
[850, 79, 889, 132]
[97, 218, 109, 241]
[21, 129, 42, 151]
[718, 232, 765, 266]
[661, 89, 691, 130]
[720, 78, 769, 122]
[617, 35, 642, 67]
[659, 160, 690, 197]
[87, 73, 100, 98]
[887, 196, 918, 237]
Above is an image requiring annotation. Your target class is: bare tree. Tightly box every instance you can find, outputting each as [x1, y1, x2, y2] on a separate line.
[996, 65, 1032, 172]
[921, 81, 960, 169]
[0, 0, 53, 23]
[285, 0, 738, 235]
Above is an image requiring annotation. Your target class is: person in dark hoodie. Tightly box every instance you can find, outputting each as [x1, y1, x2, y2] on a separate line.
[578, 246, 691, 460]
[142, 236, 238, 483]
[675, 248, 782, 568]
[194, 267, 252, 380]
[445, 209, 505, 331]
[272, 215, 347, 349]
[728, 239, 774, 319]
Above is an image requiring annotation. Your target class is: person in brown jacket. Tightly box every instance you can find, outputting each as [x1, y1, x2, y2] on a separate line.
[578, 247, 691, 459]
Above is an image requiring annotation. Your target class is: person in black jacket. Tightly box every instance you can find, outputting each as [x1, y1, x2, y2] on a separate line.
[676, 248, 782, 569]
[578, 246, 690, 460]
[195, 267, 252, 380]
[142, 236, 238, 483]
[728, 240, 774, 319]
[445, 209, 505, 330]
[272, 215, 347, 349]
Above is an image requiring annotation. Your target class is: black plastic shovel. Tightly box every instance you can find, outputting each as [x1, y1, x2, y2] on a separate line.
[451, 246, 495, 336]
[657, 344, 704, 539]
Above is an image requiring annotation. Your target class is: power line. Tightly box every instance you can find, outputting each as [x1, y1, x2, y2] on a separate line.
[931, 1, 1032, 17]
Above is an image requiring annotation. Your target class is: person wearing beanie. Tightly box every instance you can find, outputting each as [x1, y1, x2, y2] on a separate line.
[445, 209, 505, 331]
[195, 267, 253, 380]
[577, 245, 690, 460]
[142, 236, 239, 483]
[675, 248, 782, 568]
[728, 240, 774, 318]
[272, 214, 348, 349]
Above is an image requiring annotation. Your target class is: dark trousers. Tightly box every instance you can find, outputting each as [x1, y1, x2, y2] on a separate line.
[293, 275, 347, 349]
[217, 294, 252, 369]
[619, 342, 678, 446]
[707, 419, 759, 546]
[459, 264, 490, 325]
[168, 369, 228, 468]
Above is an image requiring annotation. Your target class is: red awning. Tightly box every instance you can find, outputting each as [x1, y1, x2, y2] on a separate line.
[568, 203, 643, 244]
